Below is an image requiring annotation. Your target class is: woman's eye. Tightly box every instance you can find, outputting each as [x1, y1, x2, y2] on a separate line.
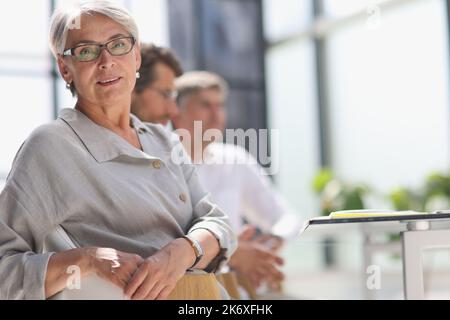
[79, 47, 93, 55]
[113, 41, 125, 48]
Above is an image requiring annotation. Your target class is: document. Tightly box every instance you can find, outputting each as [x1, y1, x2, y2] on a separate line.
[329, 209, 427, 219]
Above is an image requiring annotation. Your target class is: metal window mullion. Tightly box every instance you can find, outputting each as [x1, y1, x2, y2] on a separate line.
[446, 0, 450, 156]
[313, 0, 330, 168]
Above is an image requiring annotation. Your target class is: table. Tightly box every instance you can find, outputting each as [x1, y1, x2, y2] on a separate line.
[300, 212, 450, 299]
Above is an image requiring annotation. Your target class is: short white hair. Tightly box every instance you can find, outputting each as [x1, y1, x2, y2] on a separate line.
[49, 0, 139, 58]
[175, 71, 229, 107]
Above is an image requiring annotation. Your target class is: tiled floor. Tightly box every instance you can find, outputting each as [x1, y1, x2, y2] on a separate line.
[280, 269, 450, 300]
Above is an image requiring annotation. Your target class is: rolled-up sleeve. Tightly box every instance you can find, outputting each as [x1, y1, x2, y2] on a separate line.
[185, 165, 237, 257]
[0, 187, 54, 300]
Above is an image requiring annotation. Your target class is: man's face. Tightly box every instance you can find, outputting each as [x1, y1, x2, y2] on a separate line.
[132, 62, 178, 125]
[176, 88, 227, 134]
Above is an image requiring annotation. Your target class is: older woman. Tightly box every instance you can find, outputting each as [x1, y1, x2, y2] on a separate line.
[0, 0, 236, 300]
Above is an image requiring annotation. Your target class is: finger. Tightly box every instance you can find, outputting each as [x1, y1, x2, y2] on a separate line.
[263, 237, 284, 251]
[104, 273, 127, 290]
[254, 234, 271, 244]
[132, 272, 159, 300]
[258, 264, 284, 282]
[238, 225, 257, 241]
[124, 265, 148, 298]
[156, 285, 175, 300]
[249, 272, 263, 289]
[145, 281, 168, 300]
[260, 250, 284, 266]
[248, 273, 258, 287]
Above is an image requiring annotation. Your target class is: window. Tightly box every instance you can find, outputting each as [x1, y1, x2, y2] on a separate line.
[327, 0, 449, 191]
[0, 0, 52, 185]
[0, 0, 170, 190]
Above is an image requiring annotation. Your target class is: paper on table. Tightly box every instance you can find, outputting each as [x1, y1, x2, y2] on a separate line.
[329, 209, 428, 219]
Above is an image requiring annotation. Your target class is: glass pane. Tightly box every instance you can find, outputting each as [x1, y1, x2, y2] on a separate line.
[266, 40, 322, 277]
[266, 40, 320, 219]
[0, 76, 52, 175]
[55, 0, 127, 9]
[129, 0, 170, 46]
[0, 0, 50, 56]
[0, 56, 50, 75]
[327, 0, 449, 192]
[324, 0, 392, 18]
[263, 0, 312, 41]
[201, 0, 264, 82]
[167, 0, 198, 71]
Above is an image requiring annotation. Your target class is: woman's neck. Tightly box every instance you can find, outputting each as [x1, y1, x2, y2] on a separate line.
[75, 98, 142, 150]
[75, 98, 132, 132]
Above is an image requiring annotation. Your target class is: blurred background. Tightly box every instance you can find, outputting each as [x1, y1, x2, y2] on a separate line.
[1, 0, 450, 299]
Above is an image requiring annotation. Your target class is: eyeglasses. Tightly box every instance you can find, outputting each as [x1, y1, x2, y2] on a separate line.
[62, 36, 136, 62]
[150, 87, 178, 101]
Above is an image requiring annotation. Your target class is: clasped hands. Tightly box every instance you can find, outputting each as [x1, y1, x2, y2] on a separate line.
[85, 237, 196, 300]
[229, 225, 285, 289]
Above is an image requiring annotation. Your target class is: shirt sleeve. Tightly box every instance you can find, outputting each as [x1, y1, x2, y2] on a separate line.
[0, 129, 62, 299]
[0, 187, 55, 299]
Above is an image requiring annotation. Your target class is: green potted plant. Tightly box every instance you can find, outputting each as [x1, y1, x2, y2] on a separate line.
[312, 169, 369, 266]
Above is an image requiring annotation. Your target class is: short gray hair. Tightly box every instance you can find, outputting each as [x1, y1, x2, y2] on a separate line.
[49, 0, 139, 58]
[175, 71, 229, 106]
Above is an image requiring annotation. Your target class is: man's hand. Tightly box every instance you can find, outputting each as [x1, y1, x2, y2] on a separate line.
[229, 226, 285, 288]
[254, 234, 284, 252]
[123, 238, 195, 300]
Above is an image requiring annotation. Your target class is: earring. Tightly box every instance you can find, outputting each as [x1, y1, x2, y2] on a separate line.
[136, 72, 141, 79]
[66, 82, 72, 90]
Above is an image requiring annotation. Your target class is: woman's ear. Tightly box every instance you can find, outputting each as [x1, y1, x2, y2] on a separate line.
[57, 56, 72, 84]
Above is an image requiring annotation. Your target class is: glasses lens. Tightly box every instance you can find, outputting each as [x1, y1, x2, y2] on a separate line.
[107, 37, 133, 56]
[74, 45, 100, 62]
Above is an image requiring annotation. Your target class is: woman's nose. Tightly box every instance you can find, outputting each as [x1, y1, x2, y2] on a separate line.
[98, 48, 115, 69]
[167, 100, 180, 119]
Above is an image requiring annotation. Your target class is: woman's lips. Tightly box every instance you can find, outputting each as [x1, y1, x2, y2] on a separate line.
[97, 77, 122, 86]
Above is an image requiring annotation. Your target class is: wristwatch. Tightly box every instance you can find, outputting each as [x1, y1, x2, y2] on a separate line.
[182, 235, 204, 269]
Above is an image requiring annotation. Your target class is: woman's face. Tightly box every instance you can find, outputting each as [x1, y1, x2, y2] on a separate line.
[58, 13, 141, 108]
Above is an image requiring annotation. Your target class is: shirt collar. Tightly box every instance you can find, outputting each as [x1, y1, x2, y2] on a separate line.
[58, 108, 157, 163]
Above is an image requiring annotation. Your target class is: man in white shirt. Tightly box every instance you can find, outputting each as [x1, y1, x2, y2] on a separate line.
[171, 71, 302, 293]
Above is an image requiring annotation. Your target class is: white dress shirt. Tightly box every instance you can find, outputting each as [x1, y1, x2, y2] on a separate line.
[196, 143, 302, 240]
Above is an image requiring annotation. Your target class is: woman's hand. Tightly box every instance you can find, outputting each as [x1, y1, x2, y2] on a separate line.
[124, 238, 195, 300]
[88, 247, 144, 290]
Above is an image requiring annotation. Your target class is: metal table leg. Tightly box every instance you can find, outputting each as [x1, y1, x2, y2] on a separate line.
[401, 221, 450, 300]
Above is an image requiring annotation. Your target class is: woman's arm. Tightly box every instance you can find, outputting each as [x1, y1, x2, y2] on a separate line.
[44, 248, 92, 299]
[45, 247, 143, 299]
